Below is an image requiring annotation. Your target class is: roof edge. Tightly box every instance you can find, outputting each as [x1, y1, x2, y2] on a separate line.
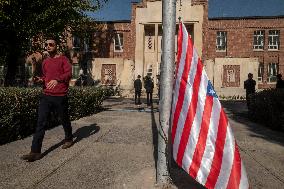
[209, 15, 284, 20]
[95, 20, 131, 23]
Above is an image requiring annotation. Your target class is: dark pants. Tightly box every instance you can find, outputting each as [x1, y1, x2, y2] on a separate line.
[246, 93, 252, 108]
[146, 92, 153, 105]
[135, 90, 141, 104]
[246, 94, 249, 107]
[31, 95, 72, 153]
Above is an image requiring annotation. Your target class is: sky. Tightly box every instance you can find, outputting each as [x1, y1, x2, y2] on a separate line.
[87, 0, 284, 21]
[208, 0, 284, 18]
[87, 0, 142, 21]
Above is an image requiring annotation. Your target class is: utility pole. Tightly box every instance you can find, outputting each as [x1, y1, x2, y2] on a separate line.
[157, 0, 176, 185]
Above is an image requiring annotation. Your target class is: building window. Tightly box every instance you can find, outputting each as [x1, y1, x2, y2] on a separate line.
[83, 37, 90, 52]
[268, 30, 280, 50]
[25, 64, 33, 79]
[146, 64, 153, 77]
[145, 35, 155, 52]
[145, 25, 155, 52]
[216, 31, 227, 51]
[72, 35, 81, 50]
[72, 64, 80, 79]
[253, 30, 264, 50]
[113, 33, 123, 52]
[258, 63, 264, 82]
[147, 36, 153, 50]
[267, 63, 278, 83]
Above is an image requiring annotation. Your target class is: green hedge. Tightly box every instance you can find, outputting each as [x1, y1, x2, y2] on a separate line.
[0, 87, 109, 144]
[248, 89, 284, 130]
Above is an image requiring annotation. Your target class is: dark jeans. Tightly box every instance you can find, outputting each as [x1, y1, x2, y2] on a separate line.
[135, 90, 141, 104]
[31, 95, 72, 153]
[246, 92, 254, 107]
[146, 92, 153, 105]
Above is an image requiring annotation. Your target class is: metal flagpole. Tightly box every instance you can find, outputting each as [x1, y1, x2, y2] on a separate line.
[157, 0, 176, 185]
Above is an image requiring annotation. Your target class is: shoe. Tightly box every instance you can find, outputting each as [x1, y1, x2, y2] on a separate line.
[62, 140, 73, 149]
[21, 152, 42, 162]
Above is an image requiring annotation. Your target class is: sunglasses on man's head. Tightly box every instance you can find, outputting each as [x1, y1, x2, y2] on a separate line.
[45, 43, 55, 47]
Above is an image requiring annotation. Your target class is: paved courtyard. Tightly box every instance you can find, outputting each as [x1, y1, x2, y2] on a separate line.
[222, 100, 284, 189]
[0, 98, 283, 188]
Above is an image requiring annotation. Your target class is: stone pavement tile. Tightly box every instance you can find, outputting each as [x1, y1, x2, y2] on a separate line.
[241, 150, 284, 189]
[230, 120, 284, 181]
[0, 100, 159, 189]
[35, 143, 155, 189]
[227, 107, 284, 189]
[7, 98, 283, 189]
[0, 122, 108, 189]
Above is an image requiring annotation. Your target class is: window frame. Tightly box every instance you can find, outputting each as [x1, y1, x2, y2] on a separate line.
[83, 37, 90, 52]
[268, 30, 280, 50]
[257, 63, 264, 82]
[267, 63, 279, 83]
[25, 64, 33, 79]
[253, 30, 264, 50]
[113, 33, 123, 52]
[72, 64, 80, 79]
[146, 64, 153, 77]
[216, 31, 227, 52]
[72, 35, 81, 50]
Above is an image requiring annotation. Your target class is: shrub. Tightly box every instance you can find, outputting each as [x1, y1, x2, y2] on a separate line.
[248, 89, 284, 130]
[0, 86, 109, 144]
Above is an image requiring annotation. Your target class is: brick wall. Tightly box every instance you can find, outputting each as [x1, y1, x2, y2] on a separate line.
[90, 1, 142, 61]
[92, 22, 134, 60]
[203, 17, 284, 88]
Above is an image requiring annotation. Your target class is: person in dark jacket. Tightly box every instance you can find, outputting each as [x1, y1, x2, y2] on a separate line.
[21, 36, 73, 162]
[144, 75, 154, 106]
[276, 74, 284, 88]
[134, 75, 142, 105]
[244, 73, 256, 107]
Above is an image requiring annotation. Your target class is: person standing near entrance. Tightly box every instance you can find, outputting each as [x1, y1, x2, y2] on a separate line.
[244, 73, 256, 107]
[134, 75, 142, 105]
[276, 74, 284, 88]
[144, 75, 154, 106]
[21, 36, 73, 162]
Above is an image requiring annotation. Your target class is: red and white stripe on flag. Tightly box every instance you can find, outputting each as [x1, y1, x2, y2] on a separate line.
[171, 22, 249, 189]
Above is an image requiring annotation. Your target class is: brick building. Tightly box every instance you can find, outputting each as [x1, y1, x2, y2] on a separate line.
[92, 22, 135, 60]
[134, 0, 205, 94]
[90, 0, 283, 96]
[202, 0, 284, 96]
[71, 0, 206, 96]
[78, 20, 136, 88]
[23, 0, 284, 97]
[203, 17, 284, 89]
[83, 2, 139, 94]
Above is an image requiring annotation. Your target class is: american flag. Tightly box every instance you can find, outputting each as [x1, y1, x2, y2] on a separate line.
[171, 22, 249, 189]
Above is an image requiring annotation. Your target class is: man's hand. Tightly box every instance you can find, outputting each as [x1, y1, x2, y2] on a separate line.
[46, 80, 58, 89]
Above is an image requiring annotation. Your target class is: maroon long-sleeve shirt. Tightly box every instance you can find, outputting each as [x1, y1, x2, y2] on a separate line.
[41, 55, 72, 96]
